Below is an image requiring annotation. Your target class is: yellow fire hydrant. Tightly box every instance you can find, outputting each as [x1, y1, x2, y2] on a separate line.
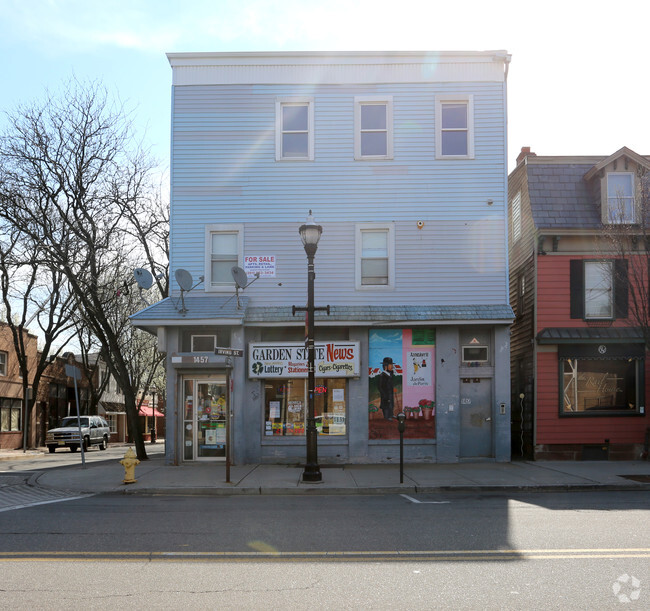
[120, 447, 140, 484]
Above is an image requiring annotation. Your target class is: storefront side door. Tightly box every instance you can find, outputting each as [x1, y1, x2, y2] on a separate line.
[459, 378, 493, 458]
[182, 377, 228, 461]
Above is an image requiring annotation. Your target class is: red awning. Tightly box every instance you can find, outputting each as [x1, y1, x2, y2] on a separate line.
[138, 406, 165, 418]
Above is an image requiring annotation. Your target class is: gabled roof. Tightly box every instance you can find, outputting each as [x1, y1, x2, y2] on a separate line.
[583, 146, 650, 182]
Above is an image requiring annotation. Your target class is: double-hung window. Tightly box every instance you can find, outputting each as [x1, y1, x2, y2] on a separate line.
[275, 97, 314, 160]
[356, 224, 395, 289]
[435, 95, 474, 159]
[584, 261, 613, 319]
[570, 259, 628, 321]
[0, 351, 6, 376]
[205, 224, 243, 291]
[0, 398, 21, 432]
[354, 96, 393, 159]
[606, 172, 635, 223]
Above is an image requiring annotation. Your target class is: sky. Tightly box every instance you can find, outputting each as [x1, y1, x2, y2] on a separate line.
[1, 0, 649, 173]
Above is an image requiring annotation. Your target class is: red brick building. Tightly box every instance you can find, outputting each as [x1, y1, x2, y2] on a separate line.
[0, 322, 38, 449]
[509, 147, 650, 460]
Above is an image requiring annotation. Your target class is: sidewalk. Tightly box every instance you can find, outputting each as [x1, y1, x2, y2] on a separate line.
[8, 447, 650, 496]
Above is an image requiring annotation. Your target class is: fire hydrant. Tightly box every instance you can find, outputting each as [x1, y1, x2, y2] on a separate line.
[120, 447, 140, 484]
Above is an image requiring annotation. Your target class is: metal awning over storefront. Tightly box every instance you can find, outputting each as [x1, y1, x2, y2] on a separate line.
[537, 327, 646, 360]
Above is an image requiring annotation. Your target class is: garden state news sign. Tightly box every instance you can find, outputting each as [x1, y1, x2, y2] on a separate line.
[249, 342, 360, 378]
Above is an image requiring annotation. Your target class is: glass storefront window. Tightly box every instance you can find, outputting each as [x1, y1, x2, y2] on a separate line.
[264, 378, 346, 436]
[562, 358, 639, 414]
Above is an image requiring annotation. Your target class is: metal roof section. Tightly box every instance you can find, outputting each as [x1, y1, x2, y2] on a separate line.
[245, 304, 514, 325]
[537, 327, 645, 344]
[131, 300, 513, 328]
[130, 295, 250, 328]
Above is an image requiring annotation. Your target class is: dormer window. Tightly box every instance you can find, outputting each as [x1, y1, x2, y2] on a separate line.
[606, 172, 635, 224]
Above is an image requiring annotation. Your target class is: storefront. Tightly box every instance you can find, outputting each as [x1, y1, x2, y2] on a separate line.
[535, 328, 649, 459]
[131, 298, 513, 465]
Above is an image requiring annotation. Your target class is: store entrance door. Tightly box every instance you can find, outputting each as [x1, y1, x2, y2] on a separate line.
[182, 376, 228, 461]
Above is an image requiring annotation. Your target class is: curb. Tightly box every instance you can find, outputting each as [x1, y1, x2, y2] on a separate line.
[115, 482, 650, 496]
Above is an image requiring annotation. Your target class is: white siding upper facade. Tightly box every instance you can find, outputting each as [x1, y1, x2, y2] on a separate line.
[167, 51, 511, 307]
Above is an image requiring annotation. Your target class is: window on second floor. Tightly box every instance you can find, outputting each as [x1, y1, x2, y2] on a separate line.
[435, 95, 474, 159]
[0, 351, 6, 376]
[570, 259, 628, 320]
[354, 96, 393, 160]
[356, 224, 395, 290]
[275, 97, 314, 161]
[584, 261, 613, 319]
[606, 172, 635, 224]
[204, 224, 243, 292]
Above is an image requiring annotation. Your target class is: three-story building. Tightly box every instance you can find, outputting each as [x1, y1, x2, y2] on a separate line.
[133, 51, 513, 465]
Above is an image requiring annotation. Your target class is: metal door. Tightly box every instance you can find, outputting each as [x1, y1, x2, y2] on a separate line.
[460, 378, 493, 458]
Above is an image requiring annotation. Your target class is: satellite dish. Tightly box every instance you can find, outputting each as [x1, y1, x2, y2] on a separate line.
[231, 266, 248, 289]
[175, 269, 194, 292]
[133, 268, 153, 290]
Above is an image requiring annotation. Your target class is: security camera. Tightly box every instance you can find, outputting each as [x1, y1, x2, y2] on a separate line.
[416, 220, 424, 229]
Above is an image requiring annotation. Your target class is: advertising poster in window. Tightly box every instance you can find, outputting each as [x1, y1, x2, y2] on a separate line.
[368, 328, 435, 440]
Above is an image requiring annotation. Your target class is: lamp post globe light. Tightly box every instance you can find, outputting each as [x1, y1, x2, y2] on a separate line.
[299, 210, 322, 482]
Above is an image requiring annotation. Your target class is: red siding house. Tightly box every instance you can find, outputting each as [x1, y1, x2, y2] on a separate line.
[509, 146, 650, 460]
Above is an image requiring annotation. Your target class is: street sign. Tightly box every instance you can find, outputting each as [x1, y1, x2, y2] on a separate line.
[215, 348, 244, 357]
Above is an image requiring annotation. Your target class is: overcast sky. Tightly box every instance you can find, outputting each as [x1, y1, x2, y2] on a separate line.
[1, 0, 648, 173]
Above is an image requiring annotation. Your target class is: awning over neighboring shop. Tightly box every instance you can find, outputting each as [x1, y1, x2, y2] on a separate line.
[537, 327, 646, 360]
[537, 327, 644, 344]
[138, 406, 165, 418]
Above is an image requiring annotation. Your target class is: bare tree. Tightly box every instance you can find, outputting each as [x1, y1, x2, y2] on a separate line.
[0, 226, 76, 447]
[0, 79, 167, 459]
[601, 170, 650, 349]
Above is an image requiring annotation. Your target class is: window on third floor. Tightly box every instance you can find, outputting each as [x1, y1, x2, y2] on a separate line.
[0, 351, 6, 376]
[275, 97, 314, 161]
[435, 95, 474, 159]
[354, 96, 393, 160]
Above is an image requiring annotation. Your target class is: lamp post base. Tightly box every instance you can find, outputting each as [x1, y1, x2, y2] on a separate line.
[302, 464, 322, 482]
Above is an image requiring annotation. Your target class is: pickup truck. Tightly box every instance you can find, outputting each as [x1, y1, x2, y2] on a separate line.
[45, 416, 110, 453]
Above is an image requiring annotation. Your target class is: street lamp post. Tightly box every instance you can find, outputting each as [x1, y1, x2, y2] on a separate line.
[299, 210, 323, 483]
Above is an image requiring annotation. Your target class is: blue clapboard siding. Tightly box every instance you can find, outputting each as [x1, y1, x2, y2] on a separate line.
[170, 81, 507, 306]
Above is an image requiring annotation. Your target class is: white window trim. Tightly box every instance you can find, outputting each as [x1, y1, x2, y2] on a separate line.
[0, 351, 6, 376]
[354, 96, 393, 160]
[275, 97, 314, 161]
[512, 191, 522, 242]
[606, 172, 636, 224]
[204, 223, 244, 293]
[355, 223, 395, 291]
[435, 94, 475, 160]
[584, 260, 614, 320]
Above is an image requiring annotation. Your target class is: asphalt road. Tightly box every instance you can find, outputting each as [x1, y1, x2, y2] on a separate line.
[0, 490, 648, 609]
